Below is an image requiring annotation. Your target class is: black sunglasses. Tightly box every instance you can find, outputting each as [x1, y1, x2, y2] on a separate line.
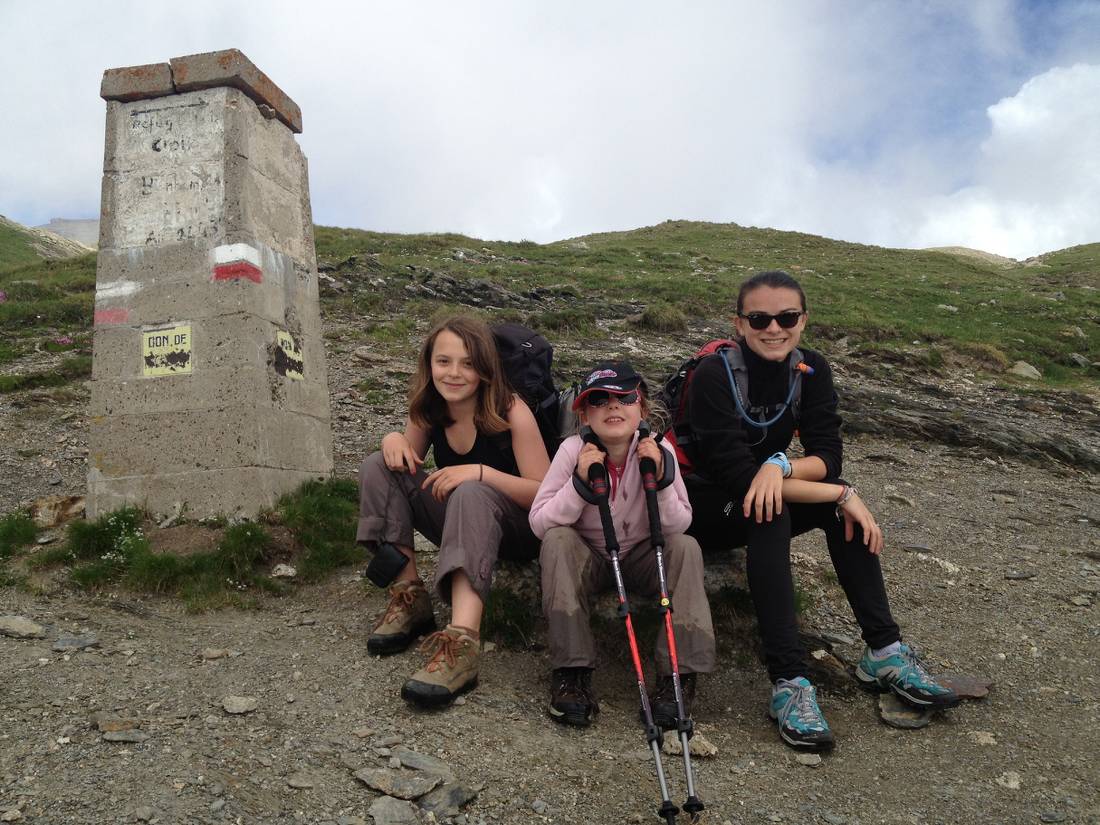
[585, 390, 640, 407]
[739, 311, 804, 330]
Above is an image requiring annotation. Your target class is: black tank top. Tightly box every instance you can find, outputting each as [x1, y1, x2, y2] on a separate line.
[429, 426, 520, 476]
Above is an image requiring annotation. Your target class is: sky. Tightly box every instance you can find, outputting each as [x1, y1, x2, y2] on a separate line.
[1, 0, 1099, 259]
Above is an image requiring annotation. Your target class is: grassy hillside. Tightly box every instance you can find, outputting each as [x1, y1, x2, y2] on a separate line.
[1, 221, 1097, 387]
[315, 221, 1100, 385]
[0, 216, 90, 270]
[0, 220, 49, 271]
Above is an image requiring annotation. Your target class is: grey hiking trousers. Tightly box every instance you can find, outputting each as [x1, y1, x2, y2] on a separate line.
[540, 526, 716, 674]
[357, 451, 538, 604]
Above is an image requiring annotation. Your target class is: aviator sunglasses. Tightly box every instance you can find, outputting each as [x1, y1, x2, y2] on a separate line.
[585, 390, 640, 407]
[738, 310, 805, 330]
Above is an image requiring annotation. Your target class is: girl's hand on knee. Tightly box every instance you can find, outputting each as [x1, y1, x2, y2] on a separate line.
[839, 495, 883, 555]
[636, 436, 663, 478]
[744, 463, 784, 522]
[422, 464, 480, 502]
[381, 432, 424, 474]
[576, 442, 606, 481]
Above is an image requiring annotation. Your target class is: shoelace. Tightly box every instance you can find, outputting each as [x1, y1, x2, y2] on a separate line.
[555, 672, 594, 702]
[418, 630, 463, 672]
[899, 647, 936, 685]
[380, 586, 419, 625]
[788, 684, 826, 730]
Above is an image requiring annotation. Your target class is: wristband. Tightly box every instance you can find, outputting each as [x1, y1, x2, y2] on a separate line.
[764, 452, 792, 478]
[835, 484, 857, 518]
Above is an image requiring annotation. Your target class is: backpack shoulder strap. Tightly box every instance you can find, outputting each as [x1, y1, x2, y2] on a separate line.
[718, 342, 751, 412]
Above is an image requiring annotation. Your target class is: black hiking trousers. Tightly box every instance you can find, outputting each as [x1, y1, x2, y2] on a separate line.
[686, 477, 902, 683]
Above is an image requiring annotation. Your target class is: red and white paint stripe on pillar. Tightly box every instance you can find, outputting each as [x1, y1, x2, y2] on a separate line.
[94, 279, 141, 325]
[213, 244, 263, 283]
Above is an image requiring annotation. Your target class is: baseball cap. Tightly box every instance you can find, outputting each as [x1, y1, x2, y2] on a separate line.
[572, 361, 647, 410]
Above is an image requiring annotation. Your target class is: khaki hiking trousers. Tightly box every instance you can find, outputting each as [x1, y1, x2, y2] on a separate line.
[357, 451, 538, 604]
[540, 525, 716, 674]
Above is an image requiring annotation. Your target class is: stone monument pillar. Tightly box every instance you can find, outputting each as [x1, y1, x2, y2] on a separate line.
[88, 49, 333, 519]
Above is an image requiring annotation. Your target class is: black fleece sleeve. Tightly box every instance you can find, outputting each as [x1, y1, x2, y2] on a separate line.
[797, 352, 843, 479]
[686, 355, 760, 499]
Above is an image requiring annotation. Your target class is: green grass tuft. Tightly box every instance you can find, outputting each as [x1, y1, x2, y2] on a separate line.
[0, 513, 37, 559]
[0, 355, 92, 394]
[482, 585, 538, 648]
[632, 302, 688, 332]
[277, 478, 364, 580]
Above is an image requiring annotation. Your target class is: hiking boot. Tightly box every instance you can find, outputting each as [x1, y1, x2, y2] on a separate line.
[856, 643, 960, 709]
[400, 625, 480, 708]
[549, 667, 599, 727]
[367, 579, 435, 656]
[770, 677, 835, 752]
[647, 673, 696, 731]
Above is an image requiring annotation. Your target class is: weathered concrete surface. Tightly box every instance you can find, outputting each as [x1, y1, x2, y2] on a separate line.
[100, 62, 174, 102]
[100, 49, 302, 134]
[89, 55, 330, 519]
[171, 49, 302, 133]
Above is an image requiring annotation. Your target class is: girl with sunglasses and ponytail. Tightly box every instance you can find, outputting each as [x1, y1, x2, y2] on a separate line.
[683, 270, 958, 753]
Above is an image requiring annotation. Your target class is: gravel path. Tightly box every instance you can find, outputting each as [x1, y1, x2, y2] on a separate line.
[3, 434, 1098, 824]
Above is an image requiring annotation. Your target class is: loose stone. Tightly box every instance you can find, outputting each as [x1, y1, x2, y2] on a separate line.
[418, 783, 479, 818]
[392, 747, 454, 780]
[531, 799, 550, 815]
[103, 730, 150, 743]
[52, 635, 100, 652]
[877, 693, 933, 729]
[367, 796, 420, 825]
[0, 616, 47, 639]
[287, 772, 315, 789]
[202, 648, 231, 660]
[796, 753, 822, 767]
[354, 767, 441, 800]
[662, 733, 718, 758]
[222, 696, 259, 715]
[92, 713, 140, 732]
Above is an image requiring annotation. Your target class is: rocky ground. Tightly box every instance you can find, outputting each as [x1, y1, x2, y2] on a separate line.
[2, 308, 1099, 825]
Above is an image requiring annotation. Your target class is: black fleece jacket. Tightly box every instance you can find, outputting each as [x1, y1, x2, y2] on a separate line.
[685, 344, 843, 499]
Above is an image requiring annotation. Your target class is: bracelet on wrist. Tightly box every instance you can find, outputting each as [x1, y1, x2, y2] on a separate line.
[834, 484, 857, 518]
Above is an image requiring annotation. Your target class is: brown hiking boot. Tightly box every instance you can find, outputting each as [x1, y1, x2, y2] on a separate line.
[400, 625, 480, 708]
[548, 667, 599, 727]
[367, 579, 435, 656]
[648, 672, 697, 730]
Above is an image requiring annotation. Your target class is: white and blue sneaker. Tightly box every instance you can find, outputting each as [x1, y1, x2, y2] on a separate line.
[770, 677, 835, 752]
[856, 643, 959, 709]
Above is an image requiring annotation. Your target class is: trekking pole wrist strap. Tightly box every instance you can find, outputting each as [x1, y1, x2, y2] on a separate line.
[655, 452, 676, 490]
[764, 452, 792, 478]
[572, 472, 602, 505]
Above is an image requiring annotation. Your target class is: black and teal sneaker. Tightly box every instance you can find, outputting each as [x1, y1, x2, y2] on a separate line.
[770, 677, 835, 752]
[856, 643, 960, 709]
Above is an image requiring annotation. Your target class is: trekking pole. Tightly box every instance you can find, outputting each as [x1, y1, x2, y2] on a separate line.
[637, 421, 704, 818]
[575, 428, 679, 825]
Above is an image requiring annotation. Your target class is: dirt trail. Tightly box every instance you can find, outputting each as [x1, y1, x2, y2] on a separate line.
[3, 433, 1098, 825]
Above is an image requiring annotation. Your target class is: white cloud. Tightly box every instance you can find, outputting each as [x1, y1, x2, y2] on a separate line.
[911, 63, 1100, 258]
[1, 1, 1099, 258]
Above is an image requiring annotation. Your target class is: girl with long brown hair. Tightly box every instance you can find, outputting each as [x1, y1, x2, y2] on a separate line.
[357, 316, 549, 707]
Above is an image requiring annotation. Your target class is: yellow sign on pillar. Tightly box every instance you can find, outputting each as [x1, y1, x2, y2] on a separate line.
[142, 323, 193, 377]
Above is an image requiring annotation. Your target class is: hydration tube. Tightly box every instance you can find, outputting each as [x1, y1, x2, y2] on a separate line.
[721, 352, 802, 429]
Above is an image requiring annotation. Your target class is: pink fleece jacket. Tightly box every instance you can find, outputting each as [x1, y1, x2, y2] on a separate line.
[528, 433, 693, 555]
